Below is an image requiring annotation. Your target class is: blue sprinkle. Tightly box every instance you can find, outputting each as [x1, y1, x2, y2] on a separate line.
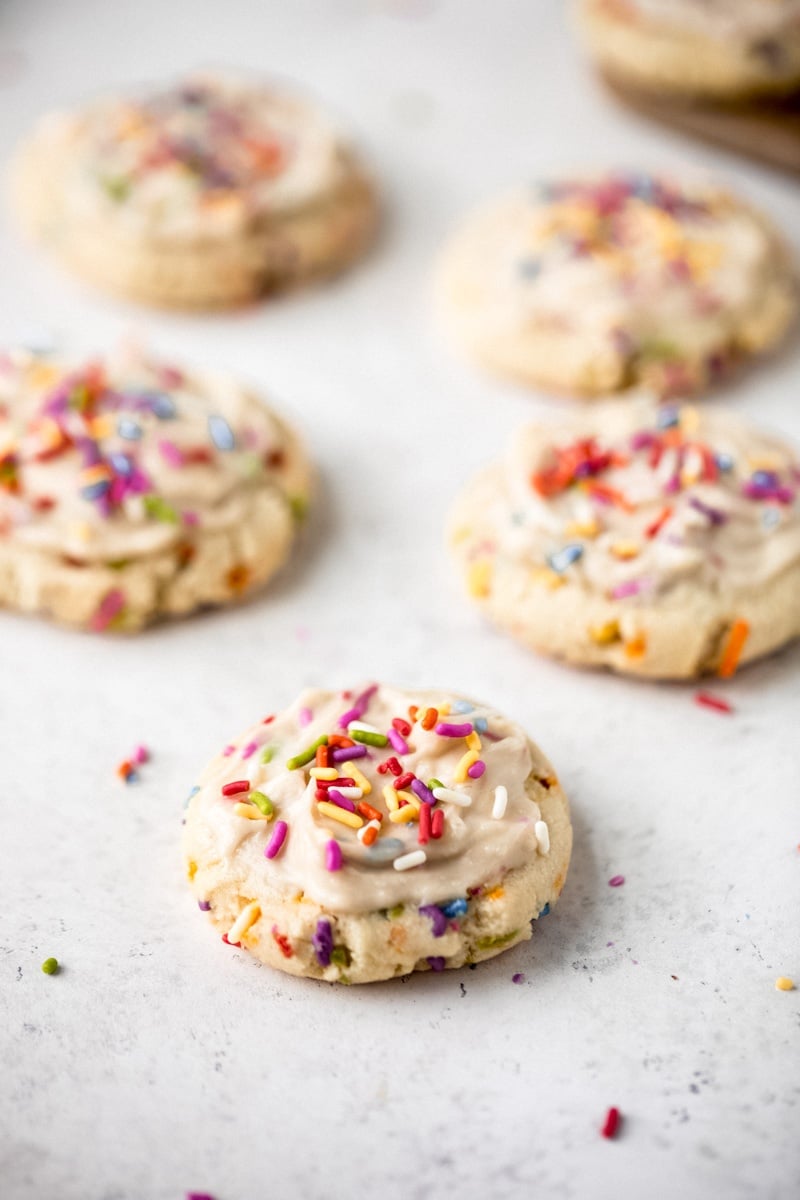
[124, 769, 139, 785]
[184, 784, 200, 809]
[715, 452, 734, 472]
[366, 837, 404, 863]
[118, 418, 142, 441]
[81, 479, 110, 500]
[656, 406, 680, 430]
[441, 898, 468, 919]
[539, 902, 551, 917]
[518, 257, 542, 280]
[149, 392, 177, 419]
[627, 172, 656, 202]
[452, 701, 474, 714]
[109, 452, 133, 476]
[547, 542, 584, 574]
[762, 508, 780, 530]
[752, 469, 778, 488]
[208, 414, 235, 451]
[474, 717, 488, 733]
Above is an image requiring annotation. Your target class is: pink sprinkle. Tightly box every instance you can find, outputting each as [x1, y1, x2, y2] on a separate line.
[264, 820, 288, 860]
[610, 579, 645, 600]
[512, 972, 525, 984]
[222, 744, 235, 757]
[387, 727, 409, 755]
[132, 744, 149, 765]
[608, 875, 625, 887]
[299, 706, 313, 728]
[435, 722, 474, 738]
[182, 510, 199, 526]
[325, 839, 343, 871]
[327, 789, 356, 813]
[240, 741, 258, 759]
[186, 1194, 216, 1200]
[89, 589, 125, 633]
[467, 760, 486, 779]
[158, 439, 184, 468]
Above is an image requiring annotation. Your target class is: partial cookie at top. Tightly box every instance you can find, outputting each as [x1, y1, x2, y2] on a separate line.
[10, 74, 378, 309]
[436, 172, 796, 398]
[0, 345, 312, 631]
[449, 397, 800, 679]
[183, 683, 572, 984]
[575, 0, 800, 99]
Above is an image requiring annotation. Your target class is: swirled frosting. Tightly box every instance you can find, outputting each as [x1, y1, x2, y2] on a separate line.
[0, 346, 309, 566]
[184, 685, 557, 915]
[621, 0, 800, 40]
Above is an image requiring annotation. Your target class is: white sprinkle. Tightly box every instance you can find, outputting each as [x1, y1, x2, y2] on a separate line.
[348, 720, 380, 735]
[227, 900, 261, 943]
[535, 820, 550, 854]
[357, 819, 381, 844]
[432, 787, 472, 807]
[393, 849, 427, 872]
[331, 786, 363, 800]
[492, 785, 508, 819]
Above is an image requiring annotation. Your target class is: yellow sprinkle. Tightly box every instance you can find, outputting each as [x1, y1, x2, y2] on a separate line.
[589, 620, 621, 645]
[439, 702, 451, 716]
[187, 859, 197, 881]
[775, 976, 796, 992]
[389, 805, 418, 824]
[348, 763, 372, 795]
[467, 560, 492, 598]
[465, 731, 482, 752]
[233, 802, 272, 821]
[88, 415, 114, 439]
[454, 749, 480, 783]
[71, 522, 94, 543]
[624, 633, 647, 659]
[486, 885, 505, 901]
[565, 520, 600, 539]
[610, 541, 640, 561]
[678, 405, 700, 435]
[29, 363, 59, 388]
[382, 785, 400, 812]
[317, 801, 364, 829]
[530, 566, 565, 590]
[310, 767, 338, 780]
[227, 901, 261, 943]
[396, 790, 420, 810]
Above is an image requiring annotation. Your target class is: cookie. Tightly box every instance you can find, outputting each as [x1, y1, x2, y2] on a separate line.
[436, 172, 796, 398]
[576, 0, 800, 99]
[183, 684, 572, 983]
[0, 345, 311, 631]
[449, 397, 800, 678]
[11, 74, 377, 308]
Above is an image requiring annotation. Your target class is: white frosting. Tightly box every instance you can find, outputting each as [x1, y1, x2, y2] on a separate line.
[187, 685, 556, 915]
[626, 0, 800, 41]
[0, 346, 308, 564]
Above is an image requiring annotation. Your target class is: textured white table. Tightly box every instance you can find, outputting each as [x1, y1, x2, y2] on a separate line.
[1, 3, 798, 1198]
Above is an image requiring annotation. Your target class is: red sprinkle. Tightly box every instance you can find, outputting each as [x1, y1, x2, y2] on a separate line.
[271, 927, 294, 958]
[601, 1107, 622, 1139]
[221, 780, 250, 796]
[221, 934, 242, 948]
[431, 809, 445, 839]
[645, 505, 673, 539]
[418, 803, 431, 845]
[392, 717, 412, 737]
[377, 757, 402, 777]
[393, 771, 415, 791]
[695, 691, 734, 714]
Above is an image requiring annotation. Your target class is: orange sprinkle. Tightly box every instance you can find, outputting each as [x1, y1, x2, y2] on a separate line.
[408, 705, 419, 723]
[588, 483, 635, 513]
[357, 801, 382, 824]
[624, 634, 647, 659]
[328, 734, 354, 748]
[645, 505, 673, 539]
[421, 707, 438, 731]
[361, 824, 379, 846]
[315, 744, 330, 769]
[718, 619, 750, 678]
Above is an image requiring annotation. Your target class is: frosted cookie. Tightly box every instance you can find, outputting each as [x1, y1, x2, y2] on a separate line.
[0, 345, 311, 631]
[183, 684, 572, 983]
[436, 172, 796, 398]
[576, 0, 800, 99]
[11, 74, 377, 308]
[449, 398, 800, 678]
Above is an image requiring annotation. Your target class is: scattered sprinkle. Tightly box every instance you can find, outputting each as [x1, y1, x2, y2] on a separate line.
[608, 875, 625, 888]
[512, 972, 525, 984]
[264, 820, 288, 859]
[695, 691, 734, 714]
[775, 977, 795, 992]
[41, 957, 59, 975]
[601, 1106, 622, 1139]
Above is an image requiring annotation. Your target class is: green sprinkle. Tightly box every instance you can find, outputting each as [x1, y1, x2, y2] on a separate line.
[350, 729, 389, 748]
[100, 176, 130, 202]
[286, 736, 328, 770]
[41, 957, 59, 975]
[476, 929, 520, 952]
[639, 337, 680, 362]
[107, 558, 130, 571]
[428, 777, 444, 791]
[387, 905, 404, 921]
[260, 746, 276, 764]
[248, 791, 274, 818]
[289, 495, 309, 522]
[143, 495, 179, 524]
[330, 945, 351, 968]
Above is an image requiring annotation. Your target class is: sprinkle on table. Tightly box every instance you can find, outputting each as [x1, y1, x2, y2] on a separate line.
[601, 1106, 622, 1139]
[608, 875, 625, 888]
[775, 976, 795, 992]
[41, 957, 59, 975]
[695, 691, 734, 714]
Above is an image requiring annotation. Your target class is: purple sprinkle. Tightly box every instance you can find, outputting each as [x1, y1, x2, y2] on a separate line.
[240, 741, 258, 760]
[512, 972, 525, 984]
[299, 706, 313, 728]
[197, 900, 211, 912]
[337, 684, 378, 729]
[426, 956, 446, 972]
[609, 875, 625, 888]
[689, 496, 727, 526]
[325, 840, 343, 872]
[186, 1193, 216, 1200]
[410, 778, 436, 806]
[331, 745, 368, 764]
[630, 430, 655, 452]
[387, 727, 409, 755]
[419, 905, 448, 937]
[467, 760, 486, 779]
[435, 721, 474, 738]
[326, 789, 356, 813]
[312, 918, 333, 967]
[264, 820, 288, 860]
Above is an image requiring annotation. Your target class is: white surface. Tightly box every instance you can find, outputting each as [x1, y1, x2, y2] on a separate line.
[1, 3, 798, 1198]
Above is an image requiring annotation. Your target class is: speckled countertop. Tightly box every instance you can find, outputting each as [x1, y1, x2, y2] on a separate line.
[0, 2, 798, 1198]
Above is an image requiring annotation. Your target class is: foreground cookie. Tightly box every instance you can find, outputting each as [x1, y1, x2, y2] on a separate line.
[0, 346, 311, 630]
[11, 74, 377, 308]
[183, 684, 571, 983]
[576, 0, 800, 99]
[436, 172, 796, 398]
[450, 398, 800, 678]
